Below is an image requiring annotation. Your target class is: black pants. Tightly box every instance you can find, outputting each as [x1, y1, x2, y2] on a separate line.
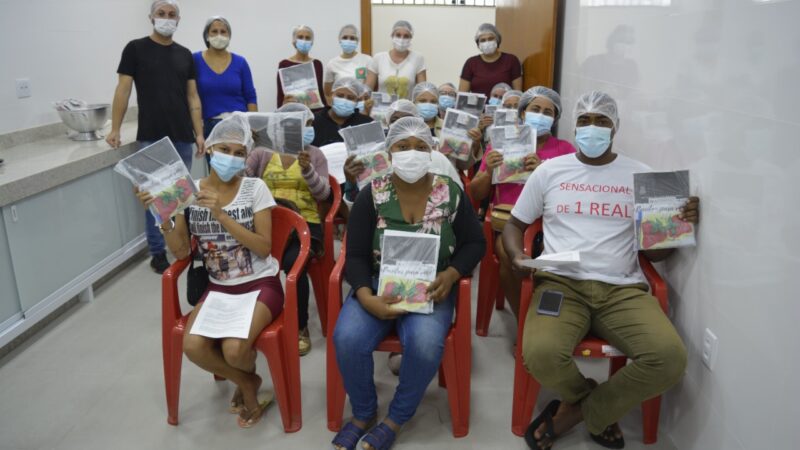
[281, 222, 323, 330]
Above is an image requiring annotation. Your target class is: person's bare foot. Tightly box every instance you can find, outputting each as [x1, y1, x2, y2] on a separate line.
[362, 418, 400, 450]
[229, 386, 244, 414]
[237, 373, 263, 425]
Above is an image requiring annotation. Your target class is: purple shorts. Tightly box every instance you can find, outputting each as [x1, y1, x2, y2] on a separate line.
[198, 275, 285, 319]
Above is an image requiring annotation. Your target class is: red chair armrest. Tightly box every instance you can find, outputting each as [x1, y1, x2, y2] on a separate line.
[454, 277, 472, 332]
[161, 240, 197, 325]
[327, 234, 348, 334]
[638, 254, 668, 315]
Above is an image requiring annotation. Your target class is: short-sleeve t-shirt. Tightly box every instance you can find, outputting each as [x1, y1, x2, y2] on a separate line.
[324, 53, 373, 85]
[511, 153, 651, 285]
[117, 37, 196, 142]
[187, 177, 279, 285]
[460, 53, 522, 98]
[368, 51, 426, 100]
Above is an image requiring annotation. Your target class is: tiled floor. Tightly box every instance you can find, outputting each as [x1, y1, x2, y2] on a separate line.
[0, 253, 676, 450]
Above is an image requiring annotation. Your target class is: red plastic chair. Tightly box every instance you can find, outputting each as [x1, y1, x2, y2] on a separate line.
[306, 174, 342, 337]
[475, 205, 505, 336]
[161, 206, 310, 432]
[326, 235, 473, 437]
[510, 220, 667, 444]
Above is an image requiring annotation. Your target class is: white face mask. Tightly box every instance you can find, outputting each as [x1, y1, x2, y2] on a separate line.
[153, 18, 178, 37]
[391, 150, 431, 183]
[208, 35, 230, 50]
[479, 40, 497, 55]
[392, 37, 411, 52]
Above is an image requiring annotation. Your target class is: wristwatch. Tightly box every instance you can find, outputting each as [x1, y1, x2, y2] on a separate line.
[158, 218, 176, 234]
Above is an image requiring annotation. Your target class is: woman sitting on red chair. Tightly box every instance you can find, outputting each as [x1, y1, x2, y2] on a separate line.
[136, 113, 282, 429]
[331, 117, 484, 450]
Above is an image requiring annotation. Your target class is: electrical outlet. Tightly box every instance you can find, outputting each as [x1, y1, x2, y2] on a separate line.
[15, 78, 31, 98]
[702, 328, 718, 371]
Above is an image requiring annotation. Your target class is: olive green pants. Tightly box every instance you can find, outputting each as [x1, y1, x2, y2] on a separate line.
[521, 271, 687, 434]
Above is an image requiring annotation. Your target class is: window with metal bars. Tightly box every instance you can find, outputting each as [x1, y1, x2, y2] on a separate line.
[371, 0, 496, 6]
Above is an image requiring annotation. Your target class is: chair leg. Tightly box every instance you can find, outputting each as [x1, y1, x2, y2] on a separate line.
[642, 395, 661, 444]
[441, 344, 468, 437]
[307, 261, 328, 337]
[609, 356, 627, 376]
[261, 333, 302, 433]
[326, 337, 346, 432]
[475, 259, 498, 336]
[511, 356, 541, 436]
[164, 329, 184, 426]
[494, 282, 504, 310]
[438, 366, 446, 388]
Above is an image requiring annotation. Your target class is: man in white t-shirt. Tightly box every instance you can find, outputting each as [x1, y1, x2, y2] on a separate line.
[502, 91, 700, 449]
[323, 24, 373, 104]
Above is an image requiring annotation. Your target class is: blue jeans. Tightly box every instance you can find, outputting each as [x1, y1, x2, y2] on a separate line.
[332, 279, 456, 426]
[138, 140, 194, 256]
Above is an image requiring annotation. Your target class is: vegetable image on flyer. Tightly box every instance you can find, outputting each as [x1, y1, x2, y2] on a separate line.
[490, 125, 536, 184]
[279, 62, 324, 110]
[339, 121, 391, 188]
[378, 230, 441, 314]
[634, 170, 696, 250]
[439, 108, 479, 161]
[114, 137, 197, 225]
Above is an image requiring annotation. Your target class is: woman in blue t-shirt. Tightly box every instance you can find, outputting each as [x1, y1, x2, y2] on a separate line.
[193, 16, 258, 138]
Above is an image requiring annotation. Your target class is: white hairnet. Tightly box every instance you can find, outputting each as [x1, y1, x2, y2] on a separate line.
[411, 82, 439, 102]
[203, 16, 231, 47]
[519, 86, 563, 119]
[385, 99, 419, 126]
[385, 116, 434, 150]
[502, 90, 523, 102]
[277, 102, 313, 124]
[206, 112, 253, 152]
[392, 20, 414, 36]
[339, 24, 359, 40]
[151, 0, 179, 15]
[474, 23, 501, 45]
[292, 24, 314, 41]
[491, 82, 512, 95]
[332, 76, 359, 96]
[438, 82, 457, 95]
[574, 90, 619, 130]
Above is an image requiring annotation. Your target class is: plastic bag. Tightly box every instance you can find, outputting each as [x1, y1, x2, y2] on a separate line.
[491, 125, 536, 184]
[439, 108, 479, 162]
[370, 92, 398, 128]
[114, 137, 196, 224]
[456, 92, 487, 117]
[249, 112, 305, 154]
[279, 62, 324, 109]
[634, 170, 696, 250]
[378, 230, 441, 314]
[484, 104, 498, 116]
[494, 108, 519, 127]
[338, 121, 391, 187]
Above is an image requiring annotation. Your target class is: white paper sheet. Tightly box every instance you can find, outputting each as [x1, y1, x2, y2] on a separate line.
[319, 142, 348, 184]
[189, 291, 258, 339]
[519, 251, 581, 269]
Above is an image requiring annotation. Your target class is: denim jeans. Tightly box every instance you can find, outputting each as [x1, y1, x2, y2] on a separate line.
[138, 140, 194, 256]
[332, 279, 456, 426]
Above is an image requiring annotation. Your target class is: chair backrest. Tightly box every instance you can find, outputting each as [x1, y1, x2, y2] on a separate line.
[327, 174, 342, 223]
[270, 206, 312, 267]
[522, 219, 543, 257]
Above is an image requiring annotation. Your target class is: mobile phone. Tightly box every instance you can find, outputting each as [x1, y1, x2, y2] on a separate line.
[537, 290, 564, 317]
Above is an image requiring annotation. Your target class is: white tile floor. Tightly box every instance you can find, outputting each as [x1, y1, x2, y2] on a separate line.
[0, 253, 677, 450]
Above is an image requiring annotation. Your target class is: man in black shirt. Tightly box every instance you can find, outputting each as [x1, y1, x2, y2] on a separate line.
[310, 77, 373, 148]
[107, 0, 204, 273]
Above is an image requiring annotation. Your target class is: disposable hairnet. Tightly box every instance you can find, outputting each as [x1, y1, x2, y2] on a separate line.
[151, 0, 179, 15]
[474, 23, 501, 45]
[490, 82, 512, 95]
[385, 116, 434, 150]
[203, 16, 231, 46]
[206, 112, 253, 152]
[411, 82, 439, 102]
[573, 90, 619, 130]
[385, 99, 419, 126]
[332, 76, 360, 96]
[277, 102, 313, 124]
[438, 83, 457, 95]
[292, 24, 314, 41]
[518, 86, 563, 119]
[392, 20, 414, 37]
[339, 24, 359, 40]
[502, 90, 523, 102]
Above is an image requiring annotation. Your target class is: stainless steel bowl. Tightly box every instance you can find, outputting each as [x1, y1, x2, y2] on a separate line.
[57, 104, 110, 141]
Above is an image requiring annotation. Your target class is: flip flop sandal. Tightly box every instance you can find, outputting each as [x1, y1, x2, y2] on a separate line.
[590, 424, 625, 449]
[524, 399, 561, 450]
[331, 422, 371, 450]
[229, 387, 245, 414]
[360, 422, 397, 450]
[237, 391, 274, 429]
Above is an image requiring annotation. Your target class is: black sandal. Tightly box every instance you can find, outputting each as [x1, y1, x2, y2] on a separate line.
[590, 424, 625, 449]
[524, 399, 561, 449]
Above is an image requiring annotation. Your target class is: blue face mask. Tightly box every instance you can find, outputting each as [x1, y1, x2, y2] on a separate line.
[356, 100, 365, 112]
[575, 125, 612, 158]
[209, 151, 245, 182]
[295, 39, 313, 54]
[524, 112, 555, 136]
[332, 97, 356, 117]
[439, 95, 455, 109]
[340, 39, 358, 54]
[417, 102, 439, 120]
[488, 97, 502, 106]
[303, 127, 315, 147]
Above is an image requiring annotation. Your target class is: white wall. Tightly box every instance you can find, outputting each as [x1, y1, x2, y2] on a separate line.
[371, 5, 495, 88]
[0, 0, 360, 135]
[557, 1, 800, 449]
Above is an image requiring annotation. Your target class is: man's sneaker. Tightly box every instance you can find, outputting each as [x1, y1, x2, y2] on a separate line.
[150, 253, 170, 274]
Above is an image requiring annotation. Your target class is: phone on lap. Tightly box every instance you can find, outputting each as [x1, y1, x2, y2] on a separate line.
[537, 290, 564, 317]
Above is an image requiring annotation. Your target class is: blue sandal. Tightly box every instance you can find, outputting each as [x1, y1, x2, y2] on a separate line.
[332, 422, 369, 450]
[361, 422, 397, 450]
